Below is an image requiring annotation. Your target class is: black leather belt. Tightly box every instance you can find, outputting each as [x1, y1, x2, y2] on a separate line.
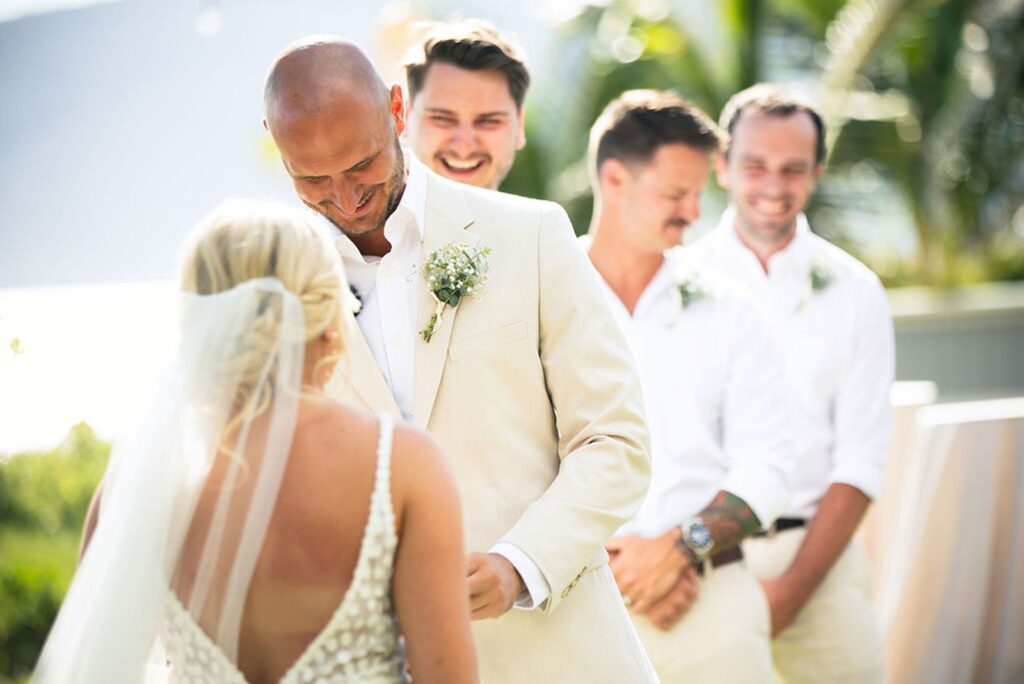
[774, 517, 807, 532]
[696, 546, 743, 576]
[754, 517, 807, 537]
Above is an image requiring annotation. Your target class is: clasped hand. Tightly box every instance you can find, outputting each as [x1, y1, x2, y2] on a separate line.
[607, 533, 700, 630]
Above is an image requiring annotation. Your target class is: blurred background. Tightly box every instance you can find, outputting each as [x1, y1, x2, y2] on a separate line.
[1, 0, 1022, 681]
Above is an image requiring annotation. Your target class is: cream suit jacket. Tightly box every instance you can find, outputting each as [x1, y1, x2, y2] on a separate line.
[326, 171, 655, 683]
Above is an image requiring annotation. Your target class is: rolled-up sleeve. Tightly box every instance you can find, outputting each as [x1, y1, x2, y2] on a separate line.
[829, 277, 894, 499]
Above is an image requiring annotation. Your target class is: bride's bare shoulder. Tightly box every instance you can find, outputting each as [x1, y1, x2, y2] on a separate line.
[294, 396, 376, 447]
[290, 399, 451, 495]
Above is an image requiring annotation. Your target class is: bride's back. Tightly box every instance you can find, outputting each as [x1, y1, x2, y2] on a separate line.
[237, 399, 388, 681]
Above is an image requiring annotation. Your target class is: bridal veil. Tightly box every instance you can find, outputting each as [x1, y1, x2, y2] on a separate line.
[34, 201, 344, 683]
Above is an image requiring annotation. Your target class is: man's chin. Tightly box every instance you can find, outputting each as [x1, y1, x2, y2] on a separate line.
[322, 210, 385, 238]
[741, 212, 798, 240]
[441, 170, 490, 189]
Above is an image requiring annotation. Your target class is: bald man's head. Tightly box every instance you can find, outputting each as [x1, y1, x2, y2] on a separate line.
[263, 37, 408, 244]
[264, 37, 389, 129]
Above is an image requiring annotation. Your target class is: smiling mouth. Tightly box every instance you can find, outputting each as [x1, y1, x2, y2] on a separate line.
[343, 187, 377, 217]
[439, 155, 487, 174]
[356, 189, 374, 209]
[750, 198, 790, 216]
[323, 188, 376, 220]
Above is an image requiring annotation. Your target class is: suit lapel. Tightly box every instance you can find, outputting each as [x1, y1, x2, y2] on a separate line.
[333, 309, 401, 415]
[412, 177, 477, 429]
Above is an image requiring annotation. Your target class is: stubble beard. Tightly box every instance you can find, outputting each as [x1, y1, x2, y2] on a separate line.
[489, 152, 516, 191]
[735, 203, 798, 249]
[315, 137, 407, 240]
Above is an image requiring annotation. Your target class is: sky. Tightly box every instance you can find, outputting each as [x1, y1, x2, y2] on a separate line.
[0, 0, 566, 450]
[0, 281, 176, 452]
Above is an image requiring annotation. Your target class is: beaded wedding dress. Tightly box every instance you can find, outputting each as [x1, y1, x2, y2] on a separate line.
[34, 279, 407, 684]
[160, 413, 407, 684]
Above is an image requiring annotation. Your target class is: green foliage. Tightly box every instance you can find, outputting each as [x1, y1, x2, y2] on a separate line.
[503, 0, 1024, 287]
[818, 0, 1024, 285]
[504, 0, 756, 233]
[0, 424, 109, 681]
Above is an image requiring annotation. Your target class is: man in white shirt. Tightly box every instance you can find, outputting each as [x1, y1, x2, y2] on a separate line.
[691, 83, 893, 683]
[403, 20, 528, 191]
[263, 37, 656, 682]
[585, 89, 795, 682]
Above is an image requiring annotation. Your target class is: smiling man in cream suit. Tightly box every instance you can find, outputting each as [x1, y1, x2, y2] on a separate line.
[263, 37, 655, 683]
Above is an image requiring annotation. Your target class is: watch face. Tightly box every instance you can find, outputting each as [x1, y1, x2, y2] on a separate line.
[689, 523, 713, 549]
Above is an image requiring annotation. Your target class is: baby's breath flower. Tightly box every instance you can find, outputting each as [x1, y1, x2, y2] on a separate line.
[796, 255, 835, 312]
[419, 243, 491, 342]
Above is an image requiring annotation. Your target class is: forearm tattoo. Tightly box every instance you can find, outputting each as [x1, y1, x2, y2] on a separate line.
[699, 491, 763, 552]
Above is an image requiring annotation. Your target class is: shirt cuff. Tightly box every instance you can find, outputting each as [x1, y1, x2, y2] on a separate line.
[720, 462, 791, 531]
[489, 542, 551, 611]
[829, 452, 884, 501]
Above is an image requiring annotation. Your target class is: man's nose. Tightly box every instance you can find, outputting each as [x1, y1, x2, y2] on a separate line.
[449, 125, 477, 155]
[679, 195, 701, 223]
[761, 172, 785, 194]
[329, 178, 364, 213]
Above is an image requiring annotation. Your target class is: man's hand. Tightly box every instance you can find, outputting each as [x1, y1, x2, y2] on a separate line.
[642, 567, 700, 631]
[760, 576, 805, 637]
[466, 552, 525, 620]
[606, 531, 692, 614]
[758, 484, 873, 637]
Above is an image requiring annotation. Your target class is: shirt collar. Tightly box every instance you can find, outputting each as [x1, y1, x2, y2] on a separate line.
[323, 148, 427, 263]
[714, 206, 814, 277]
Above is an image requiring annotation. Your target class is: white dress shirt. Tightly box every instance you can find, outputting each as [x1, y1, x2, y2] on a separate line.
[328, 155, 426, 422]
[689, 209, 894, 519]
[317, 152, 548, 609]
[593, 247, 794, 536]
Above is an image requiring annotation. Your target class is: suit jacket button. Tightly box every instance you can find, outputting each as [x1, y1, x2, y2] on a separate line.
[560, 567, 588, 599]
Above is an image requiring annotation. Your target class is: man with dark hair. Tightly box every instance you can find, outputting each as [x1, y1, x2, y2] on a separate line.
[403, 20, 529, 190]
[585, 89, 795, 682]
[718, 83, 828, 165]
[264, 36, 656, 683]
[692, 83, 892, 683]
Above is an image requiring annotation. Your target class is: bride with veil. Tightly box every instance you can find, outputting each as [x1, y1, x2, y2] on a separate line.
[33, 200, 479, 683]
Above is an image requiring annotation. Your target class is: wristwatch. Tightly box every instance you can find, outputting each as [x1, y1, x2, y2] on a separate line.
[678, 516, 715, 563]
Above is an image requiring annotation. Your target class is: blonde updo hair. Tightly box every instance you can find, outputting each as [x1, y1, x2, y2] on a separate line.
[180, 199, 346, 444]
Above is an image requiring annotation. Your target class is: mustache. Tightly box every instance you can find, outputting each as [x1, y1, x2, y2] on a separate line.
[665, 219, 690, 229]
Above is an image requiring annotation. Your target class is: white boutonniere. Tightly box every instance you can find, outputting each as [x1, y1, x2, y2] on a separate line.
[797, 255, 835, 312]
[419, 243, 491, 342]
[672, 267, 717, 325]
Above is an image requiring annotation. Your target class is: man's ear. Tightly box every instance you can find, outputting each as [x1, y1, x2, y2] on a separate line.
[600, 158, 630, 197]
[714, 153, 730, 190]
[389, 84, 406, 136]
[515, 106, 527, 150]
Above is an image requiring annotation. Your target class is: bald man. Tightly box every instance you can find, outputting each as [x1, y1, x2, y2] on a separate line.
[263, 37, 656, 683]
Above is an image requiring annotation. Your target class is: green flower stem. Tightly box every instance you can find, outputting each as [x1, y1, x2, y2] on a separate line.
[420, 300, 447, 342]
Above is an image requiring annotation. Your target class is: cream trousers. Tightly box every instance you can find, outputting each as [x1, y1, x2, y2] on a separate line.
[630, 562, 773, 683]
[743, 528, 884, 684]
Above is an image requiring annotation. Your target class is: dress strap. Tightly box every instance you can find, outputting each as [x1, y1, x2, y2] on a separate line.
[375, 413, 395, 482]
[369, 413, 397, 532]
